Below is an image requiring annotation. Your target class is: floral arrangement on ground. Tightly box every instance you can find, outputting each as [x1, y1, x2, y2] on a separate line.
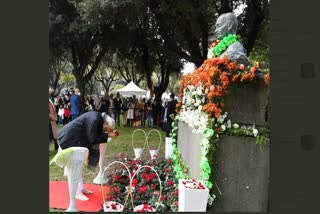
[105, 154, 179, 212]
[170, 53, 270, 205]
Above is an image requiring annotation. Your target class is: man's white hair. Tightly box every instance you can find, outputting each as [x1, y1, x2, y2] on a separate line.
[101, 112, 115, 129]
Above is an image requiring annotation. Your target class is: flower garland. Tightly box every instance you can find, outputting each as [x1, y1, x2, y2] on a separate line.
[172, 56, 270, 206]
[209, 34, 239, 58]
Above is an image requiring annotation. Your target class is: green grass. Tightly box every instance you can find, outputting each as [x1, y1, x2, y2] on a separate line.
[49, 119, 166, 212]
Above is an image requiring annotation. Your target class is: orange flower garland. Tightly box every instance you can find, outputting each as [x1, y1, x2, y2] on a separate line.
[177, 56, 269, 119]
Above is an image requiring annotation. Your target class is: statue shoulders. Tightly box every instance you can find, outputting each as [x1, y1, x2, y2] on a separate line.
[225, 41, 247, 54]
[220, 41, 249, 65]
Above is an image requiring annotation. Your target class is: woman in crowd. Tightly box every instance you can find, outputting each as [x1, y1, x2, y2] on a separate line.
[146, 99, 152, 127]
[126, 97, 134, 127]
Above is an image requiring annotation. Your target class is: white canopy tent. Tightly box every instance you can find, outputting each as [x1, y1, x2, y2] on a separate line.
[117, 81, 147, 97]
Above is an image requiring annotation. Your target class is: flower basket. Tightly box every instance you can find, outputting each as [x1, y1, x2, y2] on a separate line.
[178, 179, 209, 212]
[146, 129, 162, 159]
[103, 201, 124, 212]
[130, 165, 162, 212]
[133, 204, 155, 212]
[132, 129, 147, 160]
[101, 161, 133, 212]
[149, 149, 159, 159]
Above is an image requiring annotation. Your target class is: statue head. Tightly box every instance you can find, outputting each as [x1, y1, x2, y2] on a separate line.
[214, 13, 238, 39]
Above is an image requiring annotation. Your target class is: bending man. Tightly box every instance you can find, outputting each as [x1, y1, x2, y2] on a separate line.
[51, 111, 118, 212]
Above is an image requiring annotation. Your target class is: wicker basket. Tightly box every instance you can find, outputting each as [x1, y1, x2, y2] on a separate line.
[146, 129, 162, 159]
[132, 129, 147, 160]
[101, 161, 133, 212]
[130, 165, 162, 212]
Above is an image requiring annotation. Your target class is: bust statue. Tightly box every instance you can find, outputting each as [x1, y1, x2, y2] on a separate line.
[208, 12, 249, 65]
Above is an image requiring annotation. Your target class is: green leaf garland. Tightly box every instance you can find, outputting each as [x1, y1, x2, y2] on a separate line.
[212, 34, 238, 57]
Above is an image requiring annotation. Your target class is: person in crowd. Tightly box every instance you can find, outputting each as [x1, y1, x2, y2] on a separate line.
[146, 99, 152, 127]
[70, 88, 81, 120]
[152, 100, 158, 128]
[85, 99, 94, 112]
[122, 98, 128, 127]
[166, 93, 178, 137]
[54, 95, 62, 116]
[94, 94, 102, 112]
[157, 100, 165, 128]
[109, 93, 114, 118]
[49, 87, 55, 103]
[163, 101, 169, 131]
[140, 98, 146, 127]
[63, 104, 71, 125]
[113, 92, 122, 127]
[89, 96, 95, 111]
[127, 97, 134, 127]
[49, 94, 59, 151]
[57, 104, 65, 126]
[133, 98, 141, 127]
[99, 97, 109, 113]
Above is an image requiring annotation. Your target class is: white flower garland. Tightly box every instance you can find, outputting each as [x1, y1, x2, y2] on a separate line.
[179, 84, 209, 134]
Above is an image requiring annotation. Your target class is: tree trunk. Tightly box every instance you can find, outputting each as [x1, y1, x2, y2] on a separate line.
[239, 0, 266, 55]
[154, 85, 166, 107]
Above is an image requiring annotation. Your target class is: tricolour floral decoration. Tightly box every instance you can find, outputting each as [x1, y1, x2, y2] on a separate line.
[170, 34, 270, 206]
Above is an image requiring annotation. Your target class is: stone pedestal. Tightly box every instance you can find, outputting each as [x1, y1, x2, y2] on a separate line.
[212, 136, 270, 212]
[177, 121, 202, 179]
[224, 77, 269, 126]
[176, 79, 269, 212]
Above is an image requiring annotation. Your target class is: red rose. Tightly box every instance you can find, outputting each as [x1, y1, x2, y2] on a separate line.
[113, 187, 119, 193]
[174, 201, 179, 206]
[174, 189, 178, 196]
[165, 168, 171, 174]
[167, 159, 172, 164]
[160, 195, 165, 201]
[111, 203, 117, 210]
[113, 130, 119, 136]
[167, 179, 174, 187]
[131, 179, 138, 187]
[114, 175, 122, 181]
[239, 64, 245, 70]
[154, 191, 159, 197]
[145, 174, 153, 183]
[151, 183, 157, 189]
[138, 185, 148, 194]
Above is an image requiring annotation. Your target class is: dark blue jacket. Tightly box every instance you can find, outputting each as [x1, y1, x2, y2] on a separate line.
[58, 111, 109, 166]
[70, 94, 81, 116]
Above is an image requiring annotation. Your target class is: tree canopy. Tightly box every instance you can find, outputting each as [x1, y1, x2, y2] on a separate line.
[49, 0, 270, 103]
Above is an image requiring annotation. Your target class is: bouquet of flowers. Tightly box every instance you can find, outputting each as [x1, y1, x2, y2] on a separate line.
[103, 201, 124, 212]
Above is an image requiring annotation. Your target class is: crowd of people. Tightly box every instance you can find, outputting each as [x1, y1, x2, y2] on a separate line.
[49, 87, 178, 150]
